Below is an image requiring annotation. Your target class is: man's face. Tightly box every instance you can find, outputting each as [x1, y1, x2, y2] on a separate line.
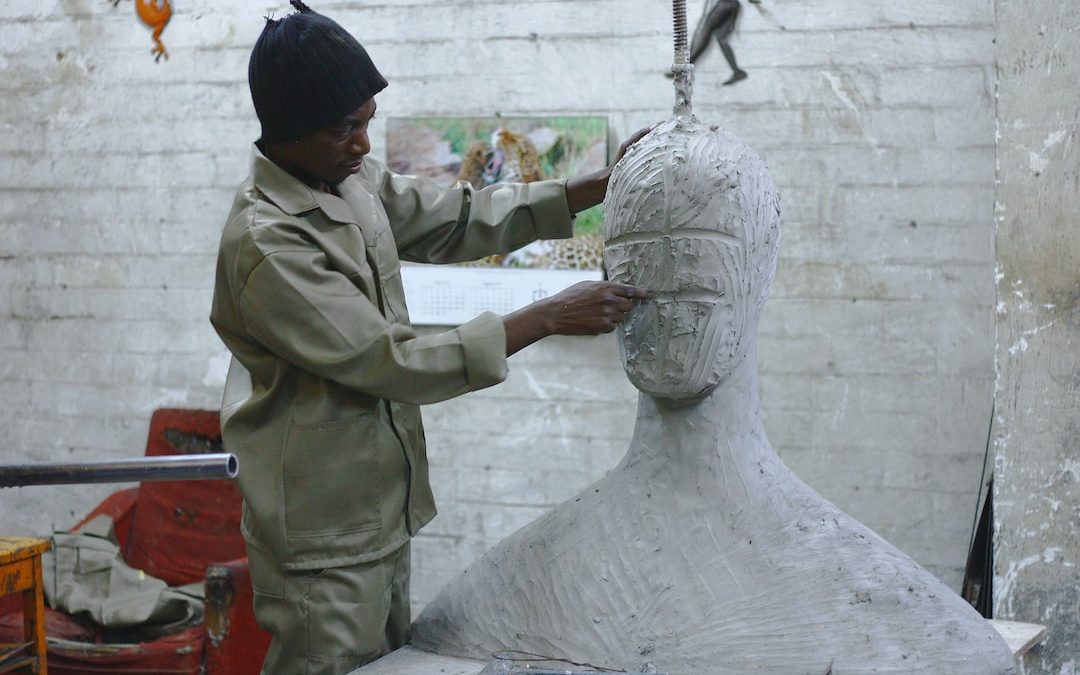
[269, 98, 377, 189]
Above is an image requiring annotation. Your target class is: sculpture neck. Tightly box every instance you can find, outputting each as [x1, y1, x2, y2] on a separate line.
[622, 344, 771, 484]
[672, 64, 695, 121]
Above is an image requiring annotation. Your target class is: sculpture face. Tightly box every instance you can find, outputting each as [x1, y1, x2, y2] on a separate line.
[604, 119, 780, 399]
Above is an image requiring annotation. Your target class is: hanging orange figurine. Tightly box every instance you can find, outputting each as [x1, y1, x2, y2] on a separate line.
[136, 0, 172, 61]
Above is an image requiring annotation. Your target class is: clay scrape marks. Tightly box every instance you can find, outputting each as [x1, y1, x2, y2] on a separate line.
[606, 228, 742, 248]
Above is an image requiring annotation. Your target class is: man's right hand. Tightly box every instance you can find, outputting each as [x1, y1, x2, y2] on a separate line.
[544, 281, 650, 335]
[503, 281, 651, 356]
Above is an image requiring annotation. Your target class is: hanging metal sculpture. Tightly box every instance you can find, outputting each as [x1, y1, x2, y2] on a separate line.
[688, 0, 761, 85]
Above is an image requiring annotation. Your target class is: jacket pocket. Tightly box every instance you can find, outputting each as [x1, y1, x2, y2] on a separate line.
[245, 539, 285, 599]
[282, 415, 383, 539]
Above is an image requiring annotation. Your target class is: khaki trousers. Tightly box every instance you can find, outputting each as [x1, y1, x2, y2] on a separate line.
[250, 543, 411, 675]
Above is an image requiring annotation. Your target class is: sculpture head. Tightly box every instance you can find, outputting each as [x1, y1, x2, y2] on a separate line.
[603, 118, 781, 400]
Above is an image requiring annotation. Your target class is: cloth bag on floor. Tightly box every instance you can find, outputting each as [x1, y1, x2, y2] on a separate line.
[43, 514, 204, 641]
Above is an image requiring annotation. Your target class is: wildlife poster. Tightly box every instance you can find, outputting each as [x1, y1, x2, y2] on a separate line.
[386, 116, 608, 272]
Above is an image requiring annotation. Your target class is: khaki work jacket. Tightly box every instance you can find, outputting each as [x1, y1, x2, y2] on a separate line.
[210, 145, 573, 571]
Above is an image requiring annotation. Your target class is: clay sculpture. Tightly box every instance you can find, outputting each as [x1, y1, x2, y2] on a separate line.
[412, 3, 1015, 672]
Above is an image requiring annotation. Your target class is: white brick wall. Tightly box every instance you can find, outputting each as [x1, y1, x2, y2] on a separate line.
[1, 0, 996, 610]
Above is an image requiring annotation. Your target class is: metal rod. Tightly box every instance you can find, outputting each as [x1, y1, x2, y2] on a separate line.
[670, 0, 695, 118]
[0, 453, 239, 488]
[673, 0, 689, 65]
[0, 640, 35, 672]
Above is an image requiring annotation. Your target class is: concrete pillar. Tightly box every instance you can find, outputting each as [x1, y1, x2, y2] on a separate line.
[993, 0, 1080, 671]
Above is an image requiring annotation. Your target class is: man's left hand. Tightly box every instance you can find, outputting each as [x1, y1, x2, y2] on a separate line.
[566, 127, 652, 214]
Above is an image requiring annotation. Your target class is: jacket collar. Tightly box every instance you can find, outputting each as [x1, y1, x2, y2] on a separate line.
[250, 143, 356, 225]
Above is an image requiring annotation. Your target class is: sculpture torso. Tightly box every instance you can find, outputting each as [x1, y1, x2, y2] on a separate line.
[413, 367, 1013, 673]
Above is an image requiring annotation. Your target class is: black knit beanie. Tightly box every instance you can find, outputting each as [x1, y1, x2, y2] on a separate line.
[249, 1, 388, 144]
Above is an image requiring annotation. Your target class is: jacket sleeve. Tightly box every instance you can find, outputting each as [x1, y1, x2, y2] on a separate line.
[237, 245, 508, 406]
[371, 163, 575, 264]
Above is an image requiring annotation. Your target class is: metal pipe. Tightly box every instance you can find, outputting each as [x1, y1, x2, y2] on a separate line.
[0, 453, 239, 488]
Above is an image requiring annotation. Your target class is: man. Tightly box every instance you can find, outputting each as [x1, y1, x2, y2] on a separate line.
[689, 0, 762, 85]
[209, 2, 648, 673]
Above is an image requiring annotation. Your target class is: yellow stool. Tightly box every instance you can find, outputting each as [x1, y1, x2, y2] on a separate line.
[0, 537, 50, 674]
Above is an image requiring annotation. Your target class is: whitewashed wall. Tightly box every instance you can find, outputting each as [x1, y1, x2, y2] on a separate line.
[1, 0, 997, 611]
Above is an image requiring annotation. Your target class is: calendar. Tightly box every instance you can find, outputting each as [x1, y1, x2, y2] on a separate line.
[401, 265, 603, 325]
